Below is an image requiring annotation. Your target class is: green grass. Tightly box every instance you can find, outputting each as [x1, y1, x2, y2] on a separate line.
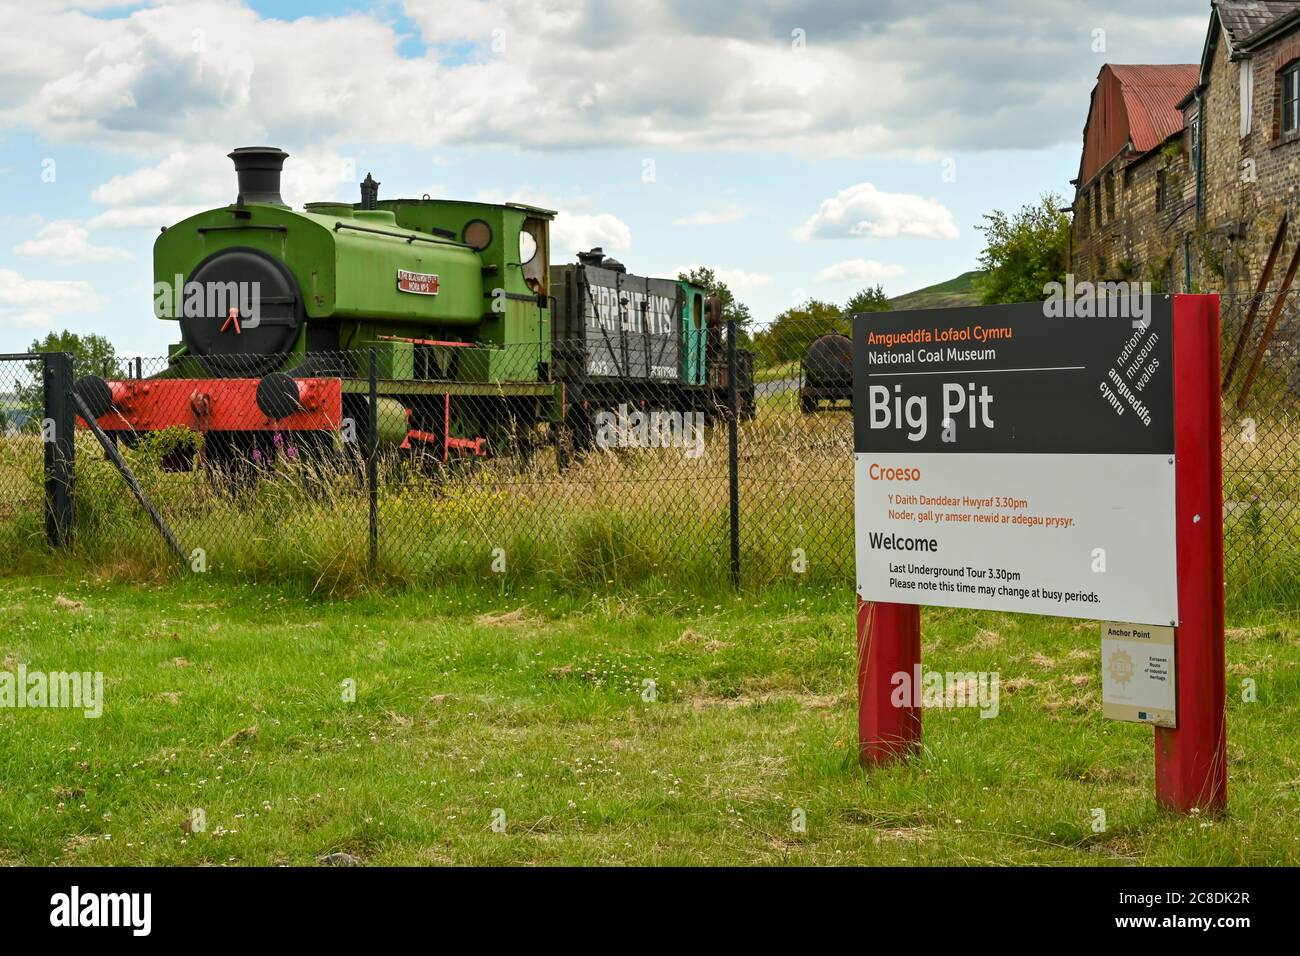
[1, 411, 1295, 609]
[1, 574, 1297, 866]
[890, 270, 986, 311]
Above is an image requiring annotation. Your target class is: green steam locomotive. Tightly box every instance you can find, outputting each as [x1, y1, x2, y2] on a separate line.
[74, 146, 752, 469]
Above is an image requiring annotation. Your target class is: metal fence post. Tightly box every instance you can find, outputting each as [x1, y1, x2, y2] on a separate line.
[41, 352, 74, 548]
[368, 347, 379, 573]
[73, 389, 187, 567]
[727, 317, 740, 588]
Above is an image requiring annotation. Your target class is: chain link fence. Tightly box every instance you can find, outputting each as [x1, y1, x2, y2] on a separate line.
[0, 294, 1296, 604]
[0, 354, 46, 542]
[1219, 291, 1300, 603]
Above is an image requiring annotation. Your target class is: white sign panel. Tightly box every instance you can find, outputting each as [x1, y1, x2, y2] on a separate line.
[855, 452, 1176, 622]
[853, 298, 1178, 625]
[1101, 622, 1177, 727]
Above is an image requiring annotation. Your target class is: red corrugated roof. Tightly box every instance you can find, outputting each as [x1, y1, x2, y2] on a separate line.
[1078, 64, 1199, 185]
[1109, 64, 1200, 151]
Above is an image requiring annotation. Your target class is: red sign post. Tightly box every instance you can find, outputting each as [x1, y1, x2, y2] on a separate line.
[855, 295, 1227, 813]
[1155, 294, 1227, 812]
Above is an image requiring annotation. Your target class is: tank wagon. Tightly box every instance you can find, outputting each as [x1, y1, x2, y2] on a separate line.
[799, 332, 853, 413]
[73, 147, 753, 470]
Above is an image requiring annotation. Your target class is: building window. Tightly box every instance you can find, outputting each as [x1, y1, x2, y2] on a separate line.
[1283, 62, 1300, 134]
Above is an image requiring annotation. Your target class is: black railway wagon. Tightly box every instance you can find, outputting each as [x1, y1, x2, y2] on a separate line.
[552, 254, 685, 391]
[554, 251, 694, 450]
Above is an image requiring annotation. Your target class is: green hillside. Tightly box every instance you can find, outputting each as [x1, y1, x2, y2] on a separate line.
[889, 270, 985, 311]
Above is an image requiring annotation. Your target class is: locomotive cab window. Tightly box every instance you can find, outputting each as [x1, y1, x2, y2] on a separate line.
[518, 229, 537, 264]
[693, 293, 703, 329]
[520, 217, 548, 295]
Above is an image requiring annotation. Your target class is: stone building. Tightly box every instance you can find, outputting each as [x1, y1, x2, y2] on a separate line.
[1071, 2, 1300, 294]
[1070, 64, 1199, 289]
[1179, 1, 1300, 294]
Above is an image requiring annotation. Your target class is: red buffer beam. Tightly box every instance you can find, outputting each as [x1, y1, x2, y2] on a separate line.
[76, 378, 343, 432]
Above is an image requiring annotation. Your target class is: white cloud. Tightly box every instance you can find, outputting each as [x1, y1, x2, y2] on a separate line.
[796, 183, 959, 241]
[551, 213, 632, 259]
[91, 150, 230, 208]
[674, 205, 747, 226]
[473, 185, 628, 260]
[673, 265, 773, 294]
[0, 268, 106, 329]
[715, 268, 773, 292]
[86, 144, 357, 229]
[281, 148, 363, 207]
[86, 206, 209, 231]
[816, 259, 906, 284]
[0, 1, 1205, 158]
[13, 220, 133, 263]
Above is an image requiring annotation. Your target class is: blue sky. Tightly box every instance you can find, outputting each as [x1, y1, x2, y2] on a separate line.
[0, 0, 1208, 355]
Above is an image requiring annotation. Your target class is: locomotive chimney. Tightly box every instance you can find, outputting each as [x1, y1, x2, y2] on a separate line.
[228, 146, 289, 206]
